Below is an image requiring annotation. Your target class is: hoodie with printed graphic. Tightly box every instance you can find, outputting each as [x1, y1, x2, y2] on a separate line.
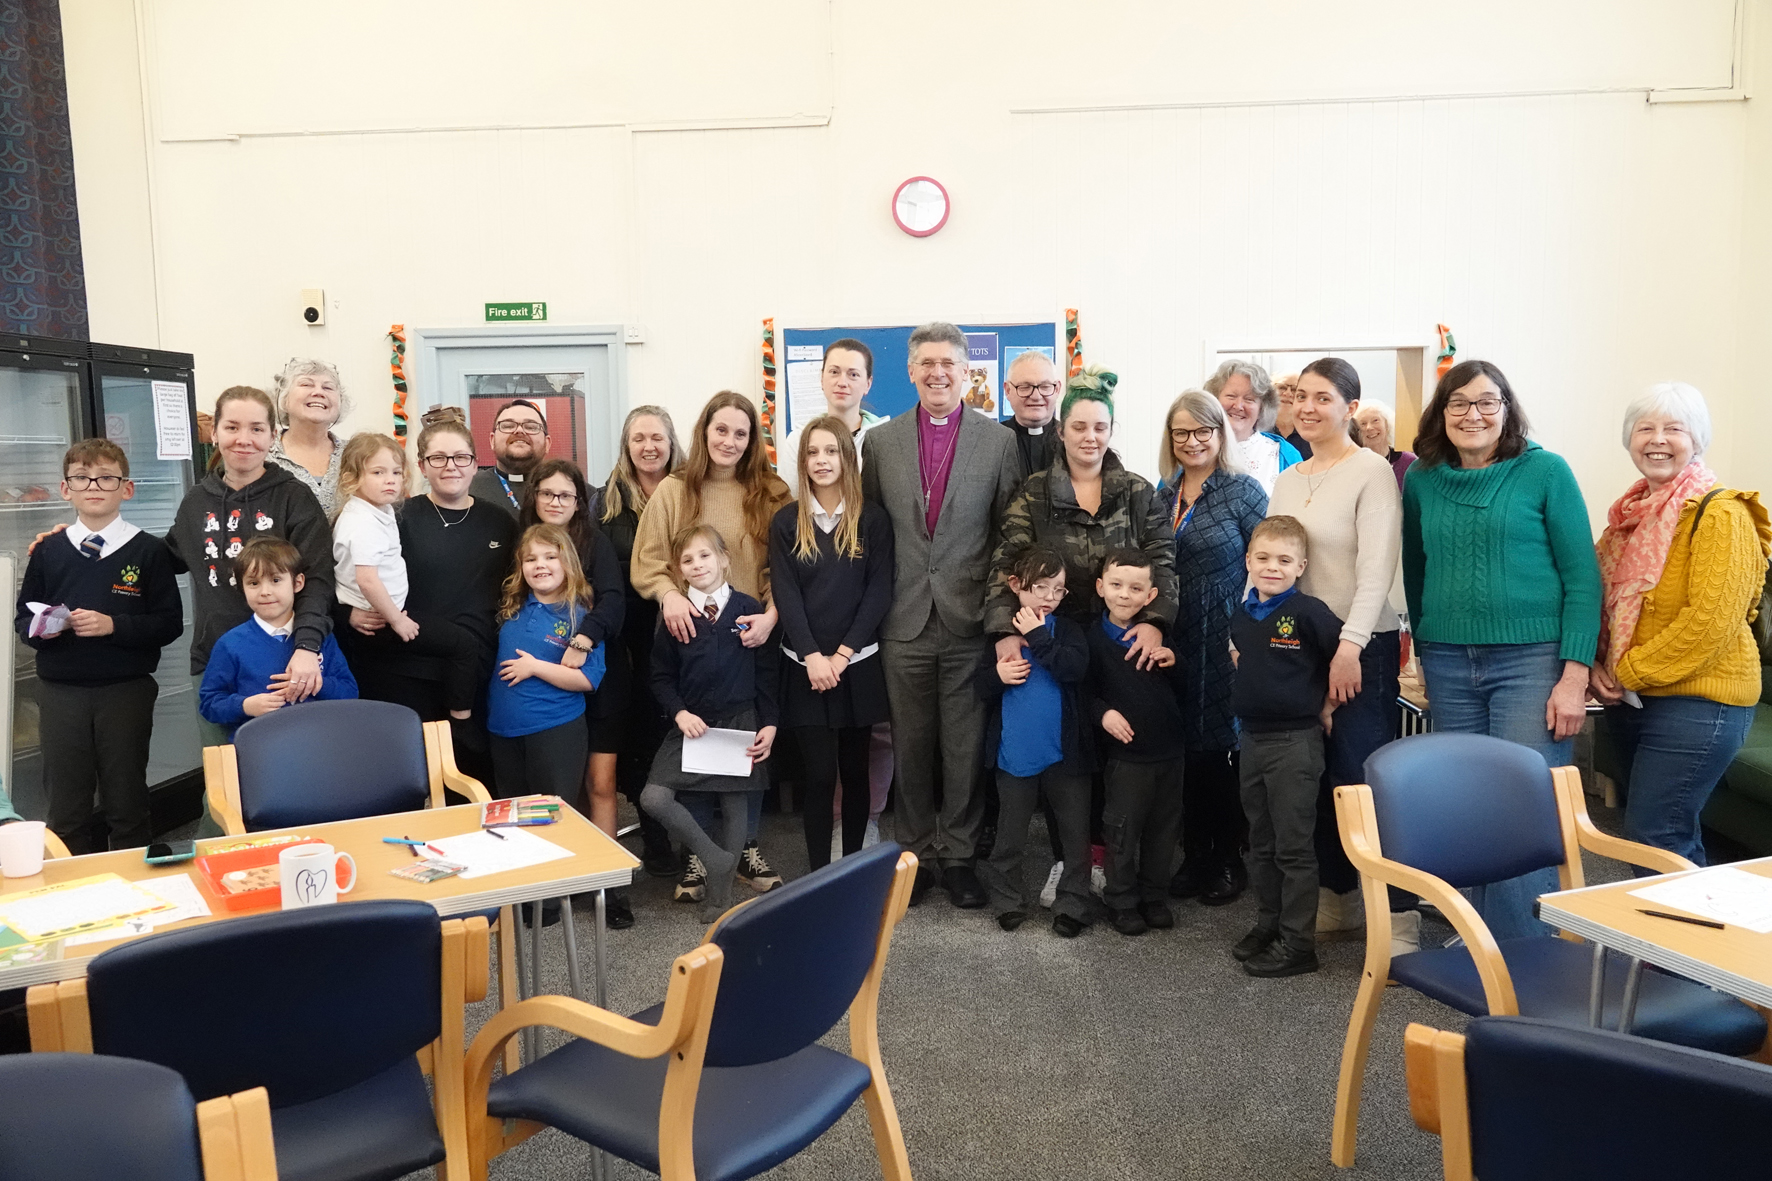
[165, 464, 334, 673]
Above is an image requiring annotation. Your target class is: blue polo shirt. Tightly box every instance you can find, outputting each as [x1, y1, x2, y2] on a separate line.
[487, 595, 605, 739]
[998, 616, 1065, 778]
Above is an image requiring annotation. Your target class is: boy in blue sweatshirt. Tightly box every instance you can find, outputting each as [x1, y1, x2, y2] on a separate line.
[14, 439, 183, 852]
[200, 536, 356, 737]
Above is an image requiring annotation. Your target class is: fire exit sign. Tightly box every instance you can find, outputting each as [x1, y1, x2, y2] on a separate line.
[485, 302, 547, 322]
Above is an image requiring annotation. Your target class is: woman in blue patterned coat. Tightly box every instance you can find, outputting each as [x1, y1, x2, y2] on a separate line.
[1158, 390, 1269, 906]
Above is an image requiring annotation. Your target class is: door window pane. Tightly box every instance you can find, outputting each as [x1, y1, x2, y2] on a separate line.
[466, 373, 587, 471]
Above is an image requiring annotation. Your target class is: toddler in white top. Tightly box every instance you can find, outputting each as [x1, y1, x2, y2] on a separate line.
[331, 433, 418, 639]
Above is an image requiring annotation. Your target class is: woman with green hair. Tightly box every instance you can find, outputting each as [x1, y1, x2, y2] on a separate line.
[986, 368, 1177, 649]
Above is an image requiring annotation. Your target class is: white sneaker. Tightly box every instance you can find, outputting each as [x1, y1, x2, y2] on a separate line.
[1389, 908, 1422, 957]
[1039, 862, 1064, 908]
[863, 818, 881, 848]
[1090, 863, 1106, 898]
[1315, 886, 1366, 940]
[830, 831, 843, 862]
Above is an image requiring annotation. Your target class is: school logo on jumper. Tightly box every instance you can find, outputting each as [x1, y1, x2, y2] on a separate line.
[1269, 615, 1301, 650]
[203, 512, 219, 532]
[111, 564, 143, 597]
[254, 511, 272, 531]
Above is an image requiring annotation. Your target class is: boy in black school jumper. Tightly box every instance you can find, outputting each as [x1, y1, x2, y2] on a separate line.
[1229, 515, 1342, 978]
[13, 439, 183, 853]
[1086, 549, 1184, 937]
[976, 546, 1096, 937]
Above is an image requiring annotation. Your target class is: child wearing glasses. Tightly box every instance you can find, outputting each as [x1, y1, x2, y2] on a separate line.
[975, 545, 1095, 936]
[14, 439, 183, 852]
[331, 432, 484, 721]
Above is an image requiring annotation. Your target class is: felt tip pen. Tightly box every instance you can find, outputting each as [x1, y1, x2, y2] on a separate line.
[1636, 908, 1725, 930]
[383, 837, 426, 858]
[485, 826, 507, 840]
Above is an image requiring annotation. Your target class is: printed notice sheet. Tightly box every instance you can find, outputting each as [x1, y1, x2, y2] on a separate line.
[1630, 866, 1772, 934]
[152, 380, 192, 461]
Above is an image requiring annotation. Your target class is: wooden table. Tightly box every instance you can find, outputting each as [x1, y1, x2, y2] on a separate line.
[0, 799, 639, 999]
[1537, 857, 1772, 1030]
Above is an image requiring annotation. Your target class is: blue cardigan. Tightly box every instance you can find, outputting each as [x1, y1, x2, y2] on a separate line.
[199, 618, 358, 736]
[1158, 470, 1270, 750]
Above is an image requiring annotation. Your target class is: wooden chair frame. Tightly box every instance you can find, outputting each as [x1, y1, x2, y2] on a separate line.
[462, 850, 920, 1181]
[1330, 765, 1697, 1168]
[42, 830, 70, 859]
[202, 719, 491, 837]
[1402, 1024, 1473, 1181]
[26, 914, 486, 1180]
[196, 1085, 280, 1181]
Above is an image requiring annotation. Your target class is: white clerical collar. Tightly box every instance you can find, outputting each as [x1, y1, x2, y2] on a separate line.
[254, 614, 295, 639]
[1025, 424, 1044, 435]
[65, 516, 140, 558]
[811, 497, 845, 534]
[689, 583, 731, 618]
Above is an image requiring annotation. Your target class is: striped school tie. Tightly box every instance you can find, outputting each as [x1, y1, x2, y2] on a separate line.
[79, 534, 105, 560]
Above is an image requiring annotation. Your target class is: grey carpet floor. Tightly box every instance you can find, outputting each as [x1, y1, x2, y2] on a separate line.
[419, 801, 1640, 1181]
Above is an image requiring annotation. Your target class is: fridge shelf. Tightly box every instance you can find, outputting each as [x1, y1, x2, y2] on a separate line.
[0, 435, 70, 445]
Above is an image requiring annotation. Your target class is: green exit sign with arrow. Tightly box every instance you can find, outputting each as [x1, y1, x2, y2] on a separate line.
[485, 302, 547, 322]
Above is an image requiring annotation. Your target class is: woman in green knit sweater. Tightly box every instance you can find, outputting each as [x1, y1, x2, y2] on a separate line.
[1402, 359, 1602, 940]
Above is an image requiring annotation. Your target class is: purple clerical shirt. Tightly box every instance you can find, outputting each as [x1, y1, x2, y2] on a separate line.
[916, 405, 962, 536]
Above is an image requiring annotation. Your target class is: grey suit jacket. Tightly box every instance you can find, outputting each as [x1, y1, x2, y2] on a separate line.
[862, 409, 1025, 641]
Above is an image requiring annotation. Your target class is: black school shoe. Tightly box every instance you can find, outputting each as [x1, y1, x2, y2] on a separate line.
[1168, 860, 1208, 899]
[605, 889, 635, 929]
[1200, 861, 1248, 907]
[520, 899, 562, 928]
[1052, 913, 1086, 938]
[997, 910, 1028, 932]
[1243, 943, 1319, 978]
[1110, 908, 1148, 937]
[908, 865, 938, 907]
[642, 842, 679, 879]
[1232, 926, 1278, 962]
[943, 864, 988, 909]
[1138, 901, 1175, 930]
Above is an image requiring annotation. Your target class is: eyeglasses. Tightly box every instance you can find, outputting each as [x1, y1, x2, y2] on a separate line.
[1007, 381, 1060, 397]
[1445, 397, 1505, 417]
[65, 474, 125, 490]
[421, 453, 477, 469]
[1026, 583, 1067, 601]
[914, 359, 962, 373]
[494, 420, 546, 437]
[537, 490, 578, 505]
[1169, 427, 1217, 444]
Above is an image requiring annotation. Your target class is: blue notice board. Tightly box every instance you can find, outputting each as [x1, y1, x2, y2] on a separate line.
[778, 322, 1060, 436]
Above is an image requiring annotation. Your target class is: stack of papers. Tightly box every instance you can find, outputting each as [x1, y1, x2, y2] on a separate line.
[1630, 866, 1772, 933]
[0, 874, 177, 942]
[63, 875, 212, 947]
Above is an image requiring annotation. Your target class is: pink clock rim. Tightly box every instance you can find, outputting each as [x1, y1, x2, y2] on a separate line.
[891, 175, 949, 238]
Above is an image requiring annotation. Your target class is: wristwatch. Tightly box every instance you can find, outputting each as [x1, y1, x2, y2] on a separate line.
[568, 635, 593, 653]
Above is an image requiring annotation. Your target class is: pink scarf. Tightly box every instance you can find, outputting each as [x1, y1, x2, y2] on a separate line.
[1595, 461, 1717, 672]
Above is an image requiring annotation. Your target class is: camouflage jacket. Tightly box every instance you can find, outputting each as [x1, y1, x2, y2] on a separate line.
[985, 451, 1178, 635]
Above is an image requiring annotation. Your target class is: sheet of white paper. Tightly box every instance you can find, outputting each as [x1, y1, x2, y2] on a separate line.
[151, 380, 192, 461]
[784, 359, 826, 437]
[26, 601, 69, 639]
[682, 728, 755, 777]
[424, 827, 574, 881]
[0, 878, 170, 942]
[1630, 866, 1772, 934]
[62, 874, 212, 946]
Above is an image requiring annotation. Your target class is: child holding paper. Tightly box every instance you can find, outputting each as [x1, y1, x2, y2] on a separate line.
[14, 438, 183, 853]
[486, 524, 606, 801]
[641, 524, 780, 920]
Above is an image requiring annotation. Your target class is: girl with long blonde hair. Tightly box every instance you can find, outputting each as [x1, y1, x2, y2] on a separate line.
[487, 524, 605, 801]
[767, 416, 896, 868]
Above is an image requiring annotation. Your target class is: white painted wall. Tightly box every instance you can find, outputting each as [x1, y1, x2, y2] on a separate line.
[58, 0, 1768, 524]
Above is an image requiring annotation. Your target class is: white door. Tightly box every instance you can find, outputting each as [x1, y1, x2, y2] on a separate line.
[411, 325, 627, 484]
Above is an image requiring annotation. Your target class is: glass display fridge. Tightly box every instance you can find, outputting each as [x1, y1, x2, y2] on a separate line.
[0, 335, 203, 839]
[89, 343, 202, 832]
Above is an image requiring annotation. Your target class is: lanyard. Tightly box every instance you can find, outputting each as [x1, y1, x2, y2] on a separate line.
[1172, 494, 1197, 534]
[495, 470, 519, 510]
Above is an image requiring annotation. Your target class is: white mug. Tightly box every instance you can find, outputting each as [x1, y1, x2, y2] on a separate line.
[0, 821, 45, 878]
[278, 843, 357, 909]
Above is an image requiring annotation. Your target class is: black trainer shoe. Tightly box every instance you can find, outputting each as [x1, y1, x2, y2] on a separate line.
[642, 843, 679, 878]
[997, 910, 1028, 932]
[673, 854, 707, 903]
[1052, 913, 1085, 938]
[1244, 943, 1320, 978]
[1138, 901, 1175, 930]
[1232, 926, 1278, 962]
[1110, 907, 1148, 937]
[604, 888, 635, 930]
[737, 841, 782, 892]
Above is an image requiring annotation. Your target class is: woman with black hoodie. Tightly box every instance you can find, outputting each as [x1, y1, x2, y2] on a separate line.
[165, 385, 335, 746]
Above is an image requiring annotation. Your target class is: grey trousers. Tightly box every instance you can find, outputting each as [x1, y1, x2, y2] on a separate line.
[979, 766, 1093, 921]
[1240, 726, 1325, 952]
[1102, 757, 1184, 909]
[882, 606, 986, 867]
[39, 675, 158, 853]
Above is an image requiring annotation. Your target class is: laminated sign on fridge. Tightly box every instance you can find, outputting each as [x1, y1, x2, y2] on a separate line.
[151, 381, 192, 461]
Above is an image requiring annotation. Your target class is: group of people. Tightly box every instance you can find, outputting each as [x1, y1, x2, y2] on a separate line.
[16, 335, 1768, 969]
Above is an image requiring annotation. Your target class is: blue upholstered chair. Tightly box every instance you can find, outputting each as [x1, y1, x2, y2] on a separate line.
[27, 899, 484, 1181]
[1406, 1016, 1772, 1181]
[1331, 732, 1768, 1167]
[0, 1052, 277, 1181]
[203, 699, 490, 835]
[464, 840, 919, 1181]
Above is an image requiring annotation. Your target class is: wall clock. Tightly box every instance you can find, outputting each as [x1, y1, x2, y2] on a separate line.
[891, 176, 950, 237]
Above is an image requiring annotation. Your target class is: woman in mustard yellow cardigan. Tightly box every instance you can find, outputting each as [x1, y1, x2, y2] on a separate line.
[1590, 383, 1771, 865]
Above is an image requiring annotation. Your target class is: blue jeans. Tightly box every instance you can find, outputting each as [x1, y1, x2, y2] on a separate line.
[1606, 695, 1755, 870]
[1418, 640, 1572, 940]
[1315, 631, 1402, 897]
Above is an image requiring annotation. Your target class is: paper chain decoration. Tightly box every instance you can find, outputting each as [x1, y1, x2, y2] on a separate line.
[1065, 308, 1084, 377]
[760, 317, 779, 465]
[1435, 323, 1456, 379]
[388, 325, 409, 438]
